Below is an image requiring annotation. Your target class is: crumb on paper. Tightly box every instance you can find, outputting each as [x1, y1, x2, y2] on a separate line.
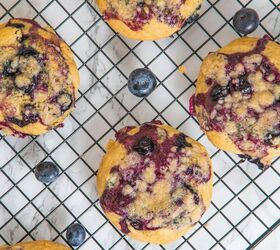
[178, 65, 186, 74]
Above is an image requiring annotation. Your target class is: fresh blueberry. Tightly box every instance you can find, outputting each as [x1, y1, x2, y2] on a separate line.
[133, 137, 154, 155]
[233, 8, 259, 34]
[66, 223, 86, 247]
[128, 68, 157, 97]
[211, 85, 229, 101]
[34, 161, 59, 184]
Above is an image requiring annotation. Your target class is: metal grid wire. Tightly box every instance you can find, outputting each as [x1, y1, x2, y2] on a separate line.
[0, 0, 279, 249]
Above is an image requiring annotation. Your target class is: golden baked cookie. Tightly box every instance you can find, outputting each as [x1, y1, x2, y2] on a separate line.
[96, 0, 203, 40]
[0, 18, 79, 137]
[192, 36, 280, 169]
[97, 121, 212, 244]
[0, 240, 70, 250]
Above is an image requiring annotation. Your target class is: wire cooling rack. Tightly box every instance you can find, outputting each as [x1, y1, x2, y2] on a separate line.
[0, 0, 279, 249]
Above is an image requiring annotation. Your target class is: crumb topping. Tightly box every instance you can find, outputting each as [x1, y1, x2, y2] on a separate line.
[0, 19, 75, 135]
[103, 0, 188, 31]
[195, 36, 280, 166]
[100, 121, 211, 233]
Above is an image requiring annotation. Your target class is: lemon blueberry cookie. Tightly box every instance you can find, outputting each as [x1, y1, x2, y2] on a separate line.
[0, 240, 70, 250]
[96, 0, 203, 40]
[97, 121, 212, 244]
[0, 18, 79, 137]
[192, 36, 280, 169]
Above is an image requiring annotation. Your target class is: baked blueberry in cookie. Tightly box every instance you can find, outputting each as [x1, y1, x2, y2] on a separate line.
[0, 18, 79, 136]
[96, 0, 203, 40]
[0, 241, 70, 250]
[193, 36, 280, 169]
[97, 121, 212, 244]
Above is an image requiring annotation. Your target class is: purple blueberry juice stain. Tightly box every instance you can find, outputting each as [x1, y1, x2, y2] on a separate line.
[100, 122, 210, 233]
[175, 199, 184, 206]
[119, 218, 130, 234]
[193, 194, 200, 205]
[6, 22, 25, 29]
[13, 18, 42, 28]
[115, 126, 136, 141]
[224, 35, 271, 73]
[195, 87, 218, 114]
[238, 154, 267, 169]
[189, 94, 196, 116]
[206, 78, 214, 86]
[7, 117, 26, 127]
[247, 108, 260, 119]
[35, 82, 48, 92]
[100, 185, 134, 215]
[185, 165, 211, 184]
[0, 121, 27, 138]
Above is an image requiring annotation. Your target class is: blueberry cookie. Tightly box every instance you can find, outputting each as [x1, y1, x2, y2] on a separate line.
[0, 18, 79, 136]
[97, 121, 212, 244]
[0, 241, 70, 250]
[193, 36, 280, 168]
[96, 0, 203, 40]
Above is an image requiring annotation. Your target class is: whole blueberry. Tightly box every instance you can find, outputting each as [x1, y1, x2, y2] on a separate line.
[66, 223, 86, 247]
[133, 136, 154, 155]
[233, 8, 259, 34]
[176, 133, 192, 150]
[18, 46, 39, 57]
[129, 218, 144, 230]
[211, 85, 229, 101]
[34, 161, 59, 184]
[235, 76, 252, 95]
[128, 68, 157, 97]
